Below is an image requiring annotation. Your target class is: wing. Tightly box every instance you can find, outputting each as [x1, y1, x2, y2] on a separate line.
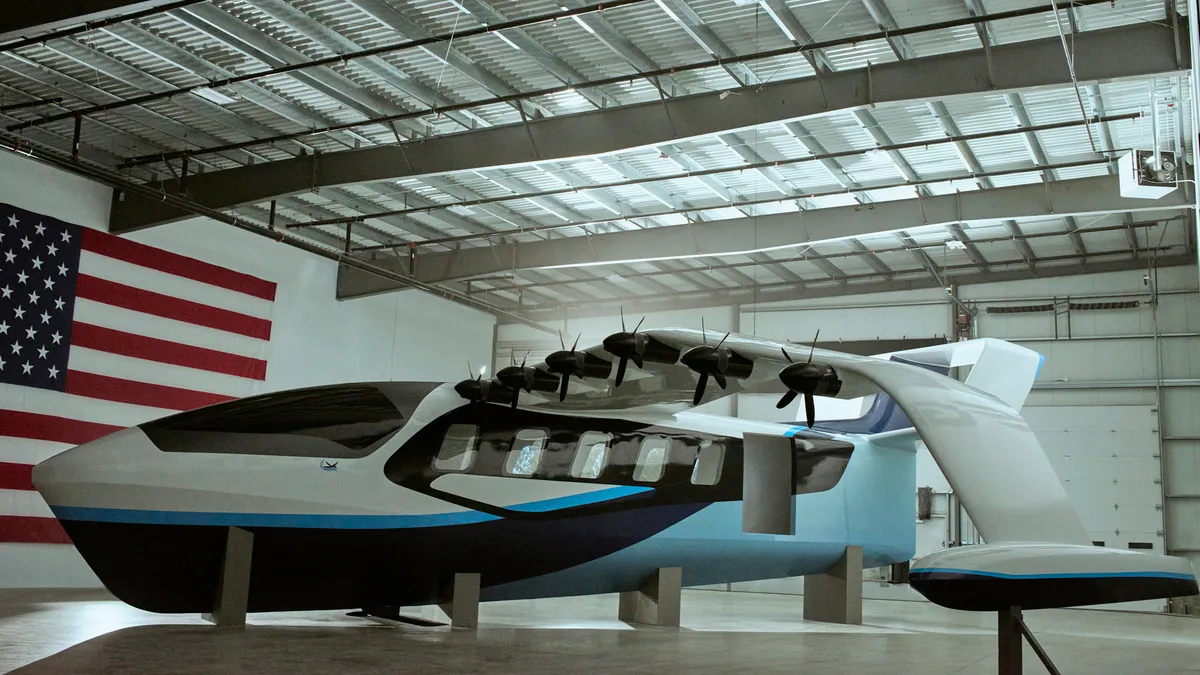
[514, 330, 1088, 545]
[513, 328, 879, 415]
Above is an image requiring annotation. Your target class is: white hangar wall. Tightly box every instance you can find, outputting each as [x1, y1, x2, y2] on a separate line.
[0, 151, 496, 588]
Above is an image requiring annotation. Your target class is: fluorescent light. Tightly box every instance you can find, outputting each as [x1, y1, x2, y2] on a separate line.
[494, 31, 522, 50]
[193, 87, 237, 105]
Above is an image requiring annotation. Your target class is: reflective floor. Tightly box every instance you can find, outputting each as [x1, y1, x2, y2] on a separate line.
[3, 588, 1199, 674]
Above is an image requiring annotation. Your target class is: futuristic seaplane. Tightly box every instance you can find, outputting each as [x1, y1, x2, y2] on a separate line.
[33, 328, 1198, 618]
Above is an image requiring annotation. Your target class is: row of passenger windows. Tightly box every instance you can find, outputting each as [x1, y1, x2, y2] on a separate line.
[433, 424, 725, 486]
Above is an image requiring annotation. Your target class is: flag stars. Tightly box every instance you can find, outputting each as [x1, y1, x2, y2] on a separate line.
[43, 277, 55, 291]
[0, 321, 7, 335]
[4, 251, 14, 264]
[21, 362, 32, 375]
[5, 215, 16, 228]
[40, 311, 50, 325]
[36, 346, 48, 360]
[0, 357, 5, 371]
[60, 230, 71, 243]
[31, 256, 42, 270]
[34, 223, 45, 236]
[46, 243, 57, 256]
[24, 327, 36, 340]
[12, 307, 24, 320]
[50, 331, 62, 345]
[57, 263, 68, 277]
[19, 236, 30, 250]
[28, 291, 39, 305]
[47, 365, 58, 379]
[16, 271, 28, 285]
[0, 286, 9, 299]
[54, 298, 64, 311]
[10, 342, 21, 355]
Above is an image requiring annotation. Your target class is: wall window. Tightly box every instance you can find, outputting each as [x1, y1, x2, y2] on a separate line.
[571, 432, 612, 479]
[634, 436, 671, 483]
[691, 440, 725, 485]
[433, 424, 478, 472]
[505, 429, 547, 476]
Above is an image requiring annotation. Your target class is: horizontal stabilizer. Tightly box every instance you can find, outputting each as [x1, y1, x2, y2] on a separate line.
[911, 543, 1198, 610]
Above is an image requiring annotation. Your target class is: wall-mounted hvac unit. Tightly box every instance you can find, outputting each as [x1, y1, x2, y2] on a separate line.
[1118, 149, 1178, 199]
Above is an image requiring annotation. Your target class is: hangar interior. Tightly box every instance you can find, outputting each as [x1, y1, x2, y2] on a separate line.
[1, 0, 1200, 673]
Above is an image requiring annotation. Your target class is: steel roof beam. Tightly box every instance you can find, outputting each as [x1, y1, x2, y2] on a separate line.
[759, 0, 836, 73]
[845, 239, 894, 276]
[0, 1, 194, 44]
[108, 21, 1189, 231]
[350, 0, 551, 120]
[924, 101, 994, 189]
[852, 108, 932, 197]
[859, 0, 916, 60]
[749, 252, 806, 284]
[946, 222, 989, 269]
[653, 0, 760, 85]
[560, 0, 690, 95]
[1003, 219, 1037, 272]
[506, 254, 1193, 321]
[333, 174, 1186, 294]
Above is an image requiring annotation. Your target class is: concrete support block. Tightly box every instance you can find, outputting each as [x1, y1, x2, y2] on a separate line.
[438, 572, 481, 629]
[619, 567, 682, 627]
[203, 526, 254, 628]
[802, 545, 863, 625]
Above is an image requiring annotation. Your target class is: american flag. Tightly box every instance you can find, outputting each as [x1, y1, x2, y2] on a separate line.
[0, 203, 276, 543]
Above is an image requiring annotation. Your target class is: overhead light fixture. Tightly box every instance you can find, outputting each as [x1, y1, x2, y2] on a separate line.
[193, 87, 237, 105]
[945, 240, 967, 250]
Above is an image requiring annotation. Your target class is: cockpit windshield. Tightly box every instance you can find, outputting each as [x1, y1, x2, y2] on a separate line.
[141, 382, 440, 458]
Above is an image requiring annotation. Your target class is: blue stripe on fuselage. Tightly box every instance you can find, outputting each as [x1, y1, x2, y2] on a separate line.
[505, 485, 653, 512]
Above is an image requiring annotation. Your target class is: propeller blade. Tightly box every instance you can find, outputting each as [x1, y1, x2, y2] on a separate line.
[715, 331, 730, 349]
[511, 390, 520, 410]
[632, 355, 644, 368]
[713, 372, 727, 390]
[521, 350, 529, 368]
[558, 373, 570, 402]
[571, 334, 580, 352]
[780, 347, 792, 364]
[510, 348, 516, 367]
[807, 329, 820, 364]
[633, 316, 645, 333]
[615, 357, 628, 387]
[701, 317, 706, 344]
[776, 389, 799, 409]
[620, 306, 626, 332]
[804, 393, 816, 429]
[559, 331, 565, 350]
[693, 372, 709, 406]
[468, 360, 475, 379]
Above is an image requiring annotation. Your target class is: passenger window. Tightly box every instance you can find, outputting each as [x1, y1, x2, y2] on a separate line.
[691, 440, 724, 485]
[571, 432, 612, 479]
[634, 436, 670, 483]
[505, 429, 547, 476]
[433, 424, 478, 472]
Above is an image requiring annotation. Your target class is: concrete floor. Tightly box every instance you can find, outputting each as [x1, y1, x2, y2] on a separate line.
[2, 589, 1199, 675]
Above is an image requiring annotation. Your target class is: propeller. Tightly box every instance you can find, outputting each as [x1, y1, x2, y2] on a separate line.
[680, 319, 752, 406]
[776, 329, 841, 429]
[495, 349, 558, 409]
[602, 308, 646, 387]
[545, 332, 586, 402]
[453, 362, 512, 404]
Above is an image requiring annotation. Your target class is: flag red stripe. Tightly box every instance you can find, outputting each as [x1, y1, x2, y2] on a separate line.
[75, 275, 272, 340]
[65, 371, 235, 410]
[72, 323, 268, 380]
[0, 462, 34, 491]
[0, 411, 121, 445]
[0, 516, 71, 544]
[81, 227, 276, 301]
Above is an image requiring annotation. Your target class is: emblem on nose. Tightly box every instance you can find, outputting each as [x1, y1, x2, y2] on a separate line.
[320, 460, 338, 471]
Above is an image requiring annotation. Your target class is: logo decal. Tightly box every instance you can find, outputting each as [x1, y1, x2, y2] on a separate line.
[320, 460, 338, 472]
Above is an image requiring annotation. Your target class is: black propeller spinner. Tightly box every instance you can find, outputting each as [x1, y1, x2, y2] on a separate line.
[776, 330, 842, 429]
[680, 321, 753, 406]
[453, 363, 513, 405]
[544, 332, 614, 402]
[602, 308, 681, 387]
[495, 350, 558, 409]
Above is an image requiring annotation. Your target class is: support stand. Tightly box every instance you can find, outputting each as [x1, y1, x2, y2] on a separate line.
[202, 526, 254, 627]
[997, 606, 1062, 675]
[618, 567, 682, 627]
[438, 572, 481, 629]
[802, 545, 863, 625]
